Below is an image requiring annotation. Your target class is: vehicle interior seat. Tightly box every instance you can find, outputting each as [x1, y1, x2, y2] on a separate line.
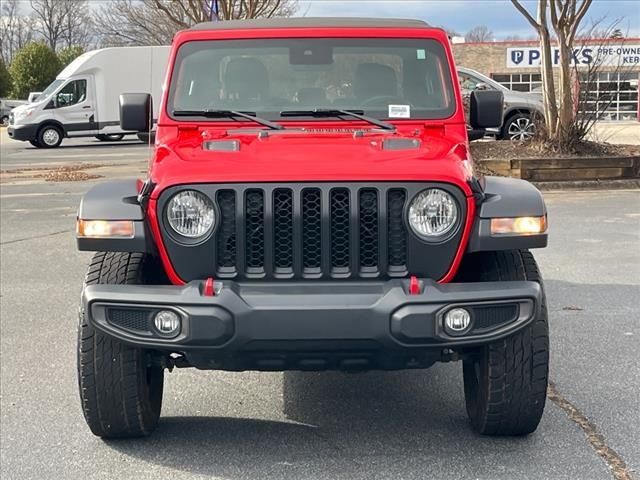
[222, 57, 271, 107]
[354, 62, 399, 102]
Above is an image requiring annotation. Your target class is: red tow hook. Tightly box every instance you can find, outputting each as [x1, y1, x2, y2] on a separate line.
[408, 275, 422, 295]
[203, 277, 216, 297]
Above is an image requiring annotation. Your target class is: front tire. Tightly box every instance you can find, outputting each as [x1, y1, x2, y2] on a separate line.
[77, 252, 164, 438]
[501, 112, 536, 141]
[37, 124, 63, 148]
[459, 250, 549, 436]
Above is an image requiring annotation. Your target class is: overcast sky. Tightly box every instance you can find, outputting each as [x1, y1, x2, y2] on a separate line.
[298, 0, 640, 39]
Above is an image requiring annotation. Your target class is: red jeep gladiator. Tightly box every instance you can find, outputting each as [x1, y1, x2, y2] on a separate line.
[76, 18, 549, 438]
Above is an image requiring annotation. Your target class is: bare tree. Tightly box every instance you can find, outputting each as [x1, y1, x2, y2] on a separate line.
[97, 0, 297, 47]
[59, 2, 94, 49]
[0, 0, 37, 63]
[464, 25, 494, 43]
[30, 0, 93, 51]
[511, 0, 594, 147]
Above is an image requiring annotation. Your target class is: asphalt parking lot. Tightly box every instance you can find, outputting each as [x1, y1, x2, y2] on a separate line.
[1, 132, 639, 480]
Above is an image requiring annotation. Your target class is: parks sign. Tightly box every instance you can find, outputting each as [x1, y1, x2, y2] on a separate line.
[507, 45, 640, 68]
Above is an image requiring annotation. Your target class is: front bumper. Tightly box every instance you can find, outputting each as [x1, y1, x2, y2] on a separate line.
[7, 124, 38, 141]
[83, 279, 542, 371]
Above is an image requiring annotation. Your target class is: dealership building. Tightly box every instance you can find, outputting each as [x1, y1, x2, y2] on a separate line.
[453, 39, 640, 122]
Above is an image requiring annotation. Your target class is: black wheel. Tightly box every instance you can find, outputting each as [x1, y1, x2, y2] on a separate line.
[37, 124, 63, 148]
[501, 112, 536, 141]
[458, 250, 549, 436]
[96, 134, 125, 142]
[29, 139, 40, 147]
[137, 132, 155, 144]
[77, 252, 165, 438]
[1, 115, 8, 126]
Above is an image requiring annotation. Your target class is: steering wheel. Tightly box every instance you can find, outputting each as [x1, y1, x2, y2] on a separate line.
[360, 96, 413, 108]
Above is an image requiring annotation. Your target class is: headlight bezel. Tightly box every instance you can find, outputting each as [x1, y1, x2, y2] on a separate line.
[164, 189, 217, 244]
[407, 188, 461, 243]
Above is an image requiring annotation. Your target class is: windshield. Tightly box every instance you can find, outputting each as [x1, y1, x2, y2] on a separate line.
[38, 79, 65, 101]
[168, 38, 455, 121]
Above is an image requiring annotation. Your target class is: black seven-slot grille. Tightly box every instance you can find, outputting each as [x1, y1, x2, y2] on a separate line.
[214, 186, 407, 279]
[158, 183, 466, 282]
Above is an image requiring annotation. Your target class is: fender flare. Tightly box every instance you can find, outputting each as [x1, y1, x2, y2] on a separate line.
[76, 180, 152, 253]
[467, 176, 548, 252]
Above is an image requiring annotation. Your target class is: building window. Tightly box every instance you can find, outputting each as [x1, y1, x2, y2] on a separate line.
[492, 73, 542, 92]
[578, 72, 639, 122]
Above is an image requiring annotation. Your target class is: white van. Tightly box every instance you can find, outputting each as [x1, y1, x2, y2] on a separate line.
[7, 46, 170, 148]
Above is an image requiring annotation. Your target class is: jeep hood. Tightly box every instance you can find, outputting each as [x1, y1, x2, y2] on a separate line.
[150, 126, 473, 197]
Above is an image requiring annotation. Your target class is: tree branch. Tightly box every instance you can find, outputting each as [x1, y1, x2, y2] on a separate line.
[510, 0, 541, 29]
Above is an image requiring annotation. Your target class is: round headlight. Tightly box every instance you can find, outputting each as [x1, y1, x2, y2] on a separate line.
[166, 190, 215, 238]
[408, 188, 458, 239]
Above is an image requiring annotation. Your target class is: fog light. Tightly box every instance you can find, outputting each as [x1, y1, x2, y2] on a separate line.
[444, 308, 471, 334]
[154, 310, 181, 337]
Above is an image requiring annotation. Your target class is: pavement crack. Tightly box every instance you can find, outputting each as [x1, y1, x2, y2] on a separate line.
[548, 382, 633, 480]
[0, 229, 70, 245]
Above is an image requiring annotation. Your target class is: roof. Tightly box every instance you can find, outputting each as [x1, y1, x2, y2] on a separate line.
[190, 17, 430, 31]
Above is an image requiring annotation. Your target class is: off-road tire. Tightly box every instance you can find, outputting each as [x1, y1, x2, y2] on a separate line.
[460, 250, 549, 436]
[77, 252, 164, 438]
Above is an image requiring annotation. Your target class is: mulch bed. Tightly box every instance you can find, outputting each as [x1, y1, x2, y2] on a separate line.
[470, 140, 639, 161]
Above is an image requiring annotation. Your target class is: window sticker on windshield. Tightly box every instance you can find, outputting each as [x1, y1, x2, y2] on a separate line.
[416, 49, 426, 60]
[388, 104, 411, 118]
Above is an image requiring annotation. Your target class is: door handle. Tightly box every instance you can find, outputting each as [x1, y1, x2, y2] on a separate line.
[82, 105, 92, 109]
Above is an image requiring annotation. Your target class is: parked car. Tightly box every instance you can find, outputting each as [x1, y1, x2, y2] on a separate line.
[7, 46, 169, 148]
[75, 18, 549, 439]
[0, 99, 27, 126]
[458, 66, 544, 141]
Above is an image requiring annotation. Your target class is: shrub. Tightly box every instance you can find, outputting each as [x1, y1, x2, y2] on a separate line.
[58, 46, 85, 68]
[9, 42, 61, 99]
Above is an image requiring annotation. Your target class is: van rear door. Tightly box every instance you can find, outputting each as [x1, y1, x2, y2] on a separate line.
[53, 76, 97, 136]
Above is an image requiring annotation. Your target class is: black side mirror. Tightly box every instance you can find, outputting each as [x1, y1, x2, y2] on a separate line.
[470, 90, 503, 129]
[120, 93, 152, 132]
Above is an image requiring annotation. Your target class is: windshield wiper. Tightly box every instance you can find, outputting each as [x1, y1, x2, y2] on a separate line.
[172, 109, 284, 130]
[280, 108, 395, 131]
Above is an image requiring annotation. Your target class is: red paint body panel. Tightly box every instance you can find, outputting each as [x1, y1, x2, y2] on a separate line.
[145, 24, 475, 285]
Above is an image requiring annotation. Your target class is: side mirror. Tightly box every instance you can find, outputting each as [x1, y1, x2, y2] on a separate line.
[470, 90, 503, 129]
[120, 93, 152, 132]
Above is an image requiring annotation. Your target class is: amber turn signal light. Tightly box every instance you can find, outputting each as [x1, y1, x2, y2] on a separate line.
[76, 219, 135, 238]
[491, 216, 547, 235]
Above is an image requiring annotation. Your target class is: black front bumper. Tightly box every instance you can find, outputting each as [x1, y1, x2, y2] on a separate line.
[7, 124, 38, 141]
[83, 279, 542, 371]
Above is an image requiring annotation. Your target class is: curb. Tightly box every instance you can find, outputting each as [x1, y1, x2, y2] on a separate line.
[534, 178, 640, 191]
